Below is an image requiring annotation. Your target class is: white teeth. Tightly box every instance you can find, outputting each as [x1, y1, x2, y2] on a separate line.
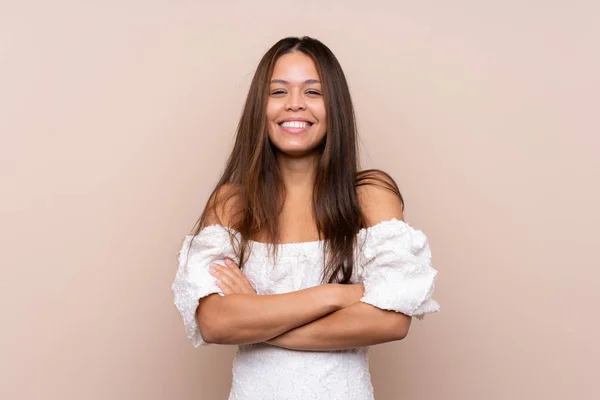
[280, 121, 311, 129]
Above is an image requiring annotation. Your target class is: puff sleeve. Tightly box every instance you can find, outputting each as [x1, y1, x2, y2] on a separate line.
[358, 218, 440, 319]
[171, 225, 239, 347]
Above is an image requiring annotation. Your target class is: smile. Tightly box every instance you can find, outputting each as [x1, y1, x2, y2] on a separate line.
[278, 120, 314, 134]
[279, 121, 313, 129]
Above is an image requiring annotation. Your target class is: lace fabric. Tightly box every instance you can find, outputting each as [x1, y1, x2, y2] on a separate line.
[172, 218, 440, 399]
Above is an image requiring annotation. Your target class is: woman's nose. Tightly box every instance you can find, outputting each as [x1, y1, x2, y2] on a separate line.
[284, 91, 306, 111]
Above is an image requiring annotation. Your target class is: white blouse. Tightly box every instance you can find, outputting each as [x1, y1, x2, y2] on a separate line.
[172, 218, 440, 400]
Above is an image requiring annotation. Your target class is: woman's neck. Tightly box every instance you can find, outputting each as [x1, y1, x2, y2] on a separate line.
[276, 153, 317, 194]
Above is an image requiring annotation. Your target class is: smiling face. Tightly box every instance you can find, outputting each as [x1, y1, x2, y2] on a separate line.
[266, 51, 327, 157]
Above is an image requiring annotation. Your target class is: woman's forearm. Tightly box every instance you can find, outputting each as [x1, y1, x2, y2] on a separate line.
[197, 284, 362, 345]
[265, 302, 412, 351]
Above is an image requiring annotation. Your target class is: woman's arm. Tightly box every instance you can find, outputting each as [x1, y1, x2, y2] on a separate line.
[197, 280, 364, 345]
[265, 302, 411, 351]
[198, 179, 413, 348]
[266, 172, 413, 351]
[196, 186, 364, 345]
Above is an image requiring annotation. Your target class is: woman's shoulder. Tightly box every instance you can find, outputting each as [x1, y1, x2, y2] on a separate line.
[356, 169, 405, 227]
[204, 183, 243, 227]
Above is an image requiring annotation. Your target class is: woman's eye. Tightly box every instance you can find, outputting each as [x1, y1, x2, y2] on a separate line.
[270, 89, 286, 95]
[306, 90, 322, 95]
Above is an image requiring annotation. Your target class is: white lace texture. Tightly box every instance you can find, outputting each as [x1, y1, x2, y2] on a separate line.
[358, 219, 440, 319]
[172, 226, 239, 347]
[171, 218, 440, 399]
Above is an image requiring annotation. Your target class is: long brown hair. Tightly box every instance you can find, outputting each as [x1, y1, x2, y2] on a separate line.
[190, 36, 403, 284]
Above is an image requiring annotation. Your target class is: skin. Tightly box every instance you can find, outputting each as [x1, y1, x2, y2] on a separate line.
[266, 51, 327, 158]
[199, 51, 411, 350]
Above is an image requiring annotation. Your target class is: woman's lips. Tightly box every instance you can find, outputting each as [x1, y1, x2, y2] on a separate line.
[278, 121, 313, 134]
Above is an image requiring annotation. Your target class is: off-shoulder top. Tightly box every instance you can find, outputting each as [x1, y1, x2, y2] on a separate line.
[172, 218, 440, 400]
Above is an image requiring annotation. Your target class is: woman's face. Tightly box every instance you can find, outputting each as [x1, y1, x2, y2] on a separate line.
[266, 51, 327, 157]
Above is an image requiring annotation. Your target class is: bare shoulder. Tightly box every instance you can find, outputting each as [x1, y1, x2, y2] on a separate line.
[356, 169, 404, 226]
[204, 183, 243, 227]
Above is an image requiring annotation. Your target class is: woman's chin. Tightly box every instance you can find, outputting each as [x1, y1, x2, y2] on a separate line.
[273, 143, 320, 158]
[269, 132, 326, 158]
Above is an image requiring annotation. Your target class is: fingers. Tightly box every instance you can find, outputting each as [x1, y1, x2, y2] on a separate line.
[215, 277, 232, 295]
[224, 258, 249, 280]
[209, 258, 255, 295]
[223, 258, 246, 279]
[223, 258, 256, 294]
[209, 262, 232, 289]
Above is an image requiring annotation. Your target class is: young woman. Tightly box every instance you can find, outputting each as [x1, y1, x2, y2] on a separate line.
[172, 36, 440, 400]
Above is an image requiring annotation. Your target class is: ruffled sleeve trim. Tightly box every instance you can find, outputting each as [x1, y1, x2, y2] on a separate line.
[358, 218, 440, 319]
[171, 225, 239, 347]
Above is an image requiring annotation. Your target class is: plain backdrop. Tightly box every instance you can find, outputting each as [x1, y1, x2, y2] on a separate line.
[1, 1, 599, 399]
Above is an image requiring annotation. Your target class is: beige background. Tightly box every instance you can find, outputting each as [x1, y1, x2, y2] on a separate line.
[1, 1, 599, 399]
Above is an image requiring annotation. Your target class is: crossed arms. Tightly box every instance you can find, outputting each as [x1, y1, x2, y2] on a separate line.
[197, 175, 412, 351]
[197, 274, 411, 351]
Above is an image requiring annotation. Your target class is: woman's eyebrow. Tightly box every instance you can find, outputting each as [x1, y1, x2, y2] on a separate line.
[270, 79, 321, 85]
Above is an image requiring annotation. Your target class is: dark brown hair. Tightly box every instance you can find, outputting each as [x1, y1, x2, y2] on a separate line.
[190, 36, 403, 284]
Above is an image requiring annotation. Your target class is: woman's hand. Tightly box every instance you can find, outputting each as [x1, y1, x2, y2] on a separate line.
[209, 258, 257, 295]
[336, 283, 365, 308]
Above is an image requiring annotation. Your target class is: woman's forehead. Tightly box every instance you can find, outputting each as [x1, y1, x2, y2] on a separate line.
[271, 52, 320, 83]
